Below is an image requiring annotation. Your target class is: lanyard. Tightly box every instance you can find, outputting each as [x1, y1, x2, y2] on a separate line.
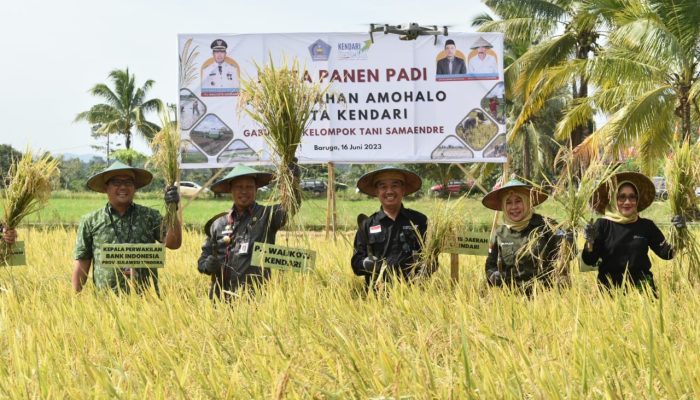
[106, 204, 134, 244]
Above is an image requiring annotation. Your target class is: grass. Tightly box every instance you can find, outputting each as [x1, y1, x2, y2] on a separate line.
[1, 227, 699, 397]
[2, 192, 677, 232]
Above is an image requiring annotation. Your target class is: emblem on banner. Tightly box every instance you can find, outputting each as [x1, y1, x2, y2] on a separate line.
[308, 39, 331, 61]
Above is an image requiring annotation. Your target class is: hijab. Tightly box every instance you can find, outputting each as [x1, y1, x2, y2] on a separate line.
[502, 189, 533, 232]
[603, 180, 639, 224]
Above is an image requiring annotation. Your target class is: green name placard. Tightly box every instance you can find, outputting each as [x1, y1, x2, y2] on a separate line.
[1, 241, 26, 266]
[444, 232, 491, 256]
[96, 244, 165, 269]
[250, 242, 316, 272]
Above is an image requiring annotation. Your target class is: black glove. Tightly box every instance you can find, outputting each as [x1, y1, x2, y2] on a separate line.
[287, 157, 301, 179]
[362, 256, 380, 274]
[164, 185, 180, 206]
[556, 228, 575, 244]
[202, 255, 221, 274]
[583, 223, 598, 244]
[671, 215, 687, 229]
[488, 271, 503, 286]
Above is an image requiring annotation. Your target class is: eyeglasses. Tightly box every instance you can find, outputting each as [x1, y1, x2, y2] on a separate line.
[108, 179, 135, 188]
[616, 194, 637, 202]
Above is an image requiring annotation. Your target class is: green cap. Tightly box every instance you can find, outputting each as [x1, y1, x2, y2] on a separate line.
[210, 165, 274, 194]
[85, 161, 153, 193]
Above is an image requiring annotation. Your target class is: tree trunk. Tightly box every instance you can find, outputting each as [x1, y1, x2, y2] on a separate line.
[522, 128, 531, 180]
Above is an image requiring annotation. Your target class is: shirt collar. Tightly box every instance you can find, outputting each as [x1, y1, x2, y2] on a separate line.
[105, 202, 135, 217]
[376, 204, 406, 221]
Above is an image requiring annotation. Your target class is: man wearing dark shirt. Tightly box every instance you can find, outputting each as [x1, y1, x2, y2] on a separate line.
[197, 164, 298, 300]
[351, 167, 428, 287]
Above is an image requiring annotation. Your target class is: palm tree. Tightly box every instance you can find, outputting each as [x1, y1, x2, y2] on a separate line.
[472, 11, 567, 182]
[477, 0, 607, 148]
[558, 0, 700, 173]
[75, 68, 162, 154]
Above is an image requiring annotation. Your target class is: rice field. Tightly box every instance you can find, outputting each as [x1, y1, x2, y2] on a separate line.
[2, 226, 700, 398]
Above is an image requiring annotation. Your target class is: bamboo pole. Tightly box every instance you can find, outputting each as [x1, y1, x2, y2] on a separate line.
[325, 162, 337, 240]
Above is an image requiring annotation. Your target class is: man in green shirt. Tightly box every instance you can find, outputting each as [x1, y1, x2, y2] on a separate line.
[72, 161, 182, 294]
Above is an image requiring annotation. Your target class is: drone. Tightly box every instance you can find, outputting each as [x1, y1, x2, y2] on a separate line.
[369, 23, 449, 45]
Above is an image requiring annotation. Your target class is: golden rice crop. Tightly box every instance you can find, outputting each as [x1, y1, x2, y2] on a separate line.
[240, 58, 329, 216]
[535, 147, 617, 278]
[664, 140, 700, 283]
[1, 227, 700, 398]
[1, 150, 59, 263]
[148, 110, 182, 236]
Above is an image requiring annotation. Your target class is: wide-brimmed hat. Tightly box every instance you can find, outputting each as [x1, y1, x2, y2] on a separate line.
[482, 179, 548, 210]
[86, 161, 153, 193]
[470, 36, 493, 49]
[356, 167, 422, 197]
[592, 172, 655, 214]
[210, 165, 274, 194]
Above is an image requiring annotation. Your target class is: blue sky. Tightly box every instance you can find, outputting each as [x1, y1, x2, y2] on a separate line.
[0, 0, 490, 156]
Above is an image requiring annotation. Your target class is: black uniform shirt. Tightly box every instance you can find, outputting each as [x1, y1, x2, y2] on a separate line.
[581, 217, 672, 285]
[351, 205, 428, 282]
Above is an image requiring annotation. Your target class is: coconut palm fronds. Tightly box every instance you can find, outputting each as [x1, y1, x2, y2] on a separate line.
[665, 140, 700, 283]
[179, 38, 200, 88]
[240, 57, 329, 216]
[148, 110, 181, 235]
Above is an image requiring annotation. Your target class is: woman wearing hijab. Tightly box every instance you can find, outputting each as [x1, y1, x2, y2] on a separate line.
[483, 179, 566, 292]
[581, 172, 684, 292]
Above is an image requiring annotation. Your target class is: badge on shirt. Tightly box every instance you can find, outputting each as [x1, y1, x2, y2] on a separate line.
[369, 225, 382, 234]
[238, 242, 249, 254]
[222, 225, 233, 235]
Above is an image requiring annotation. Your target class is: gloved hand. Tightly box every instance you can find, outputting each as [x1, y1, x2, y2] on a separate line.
[671, 215, 687, 229]
[202, 255, 221, 274]
[2, 228, 17, 245]
[164, 185, 180, 207]
[556, 229, 575, 244]
[583, 223, 598, 244]
[362, 256, 380, 274]
[488, 271, 503, 286]
[287, 157, 301, 180]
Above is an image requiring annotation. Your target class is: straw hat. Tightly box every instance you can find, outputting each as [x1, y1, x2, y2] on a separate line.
[86, 161, 153, 193]
[356, 167, 422, 197]
[470, 36, 493, 49]
[210, 165, 274, 194]
[481, 179, 548, 210]
[592, 172, 655, 214]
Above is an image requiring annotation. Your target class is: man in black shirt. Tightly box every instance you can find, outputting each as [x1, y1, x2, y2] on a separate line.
[197, 165, 297, 300]
[351, 167, 429, 287]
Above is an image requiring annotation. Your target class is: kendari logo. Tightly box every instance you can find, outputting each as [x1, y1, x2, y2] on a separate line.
[337, 40, 372, 60]
[308, 39, 331, 61]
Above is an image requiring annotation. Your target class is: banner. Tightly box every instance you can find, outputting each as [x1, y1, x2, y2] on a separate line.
[444, 232, 491, 256]
[250, 242, 316, 272]
[178, 33, 505, 167]
[95, 244, 165, 269]
[0, 241, 25, 266]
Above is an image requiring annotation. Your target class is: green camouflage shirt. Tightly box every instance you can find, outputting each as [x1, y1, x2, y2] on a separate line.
[74, 202, 163, 293]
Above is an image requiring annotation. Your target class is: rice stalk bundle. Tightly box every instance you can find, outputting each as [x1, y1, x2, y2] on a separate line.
[664, 140, 700, 283]
[240, 57, 328, 216]
[413, 197, 466, 278]
[1, 149, 59, 261]
[148, 110, 181, 236]
[536, 147, 617, 278]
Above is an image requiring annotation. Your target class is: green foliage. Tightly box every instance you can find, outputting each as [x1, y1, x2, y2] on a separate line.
[75, 68, 163, 150]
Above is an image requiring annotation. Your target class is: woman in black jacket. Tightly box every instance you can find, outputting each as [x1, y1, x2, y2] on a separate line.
[582, 172, 684, 292]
